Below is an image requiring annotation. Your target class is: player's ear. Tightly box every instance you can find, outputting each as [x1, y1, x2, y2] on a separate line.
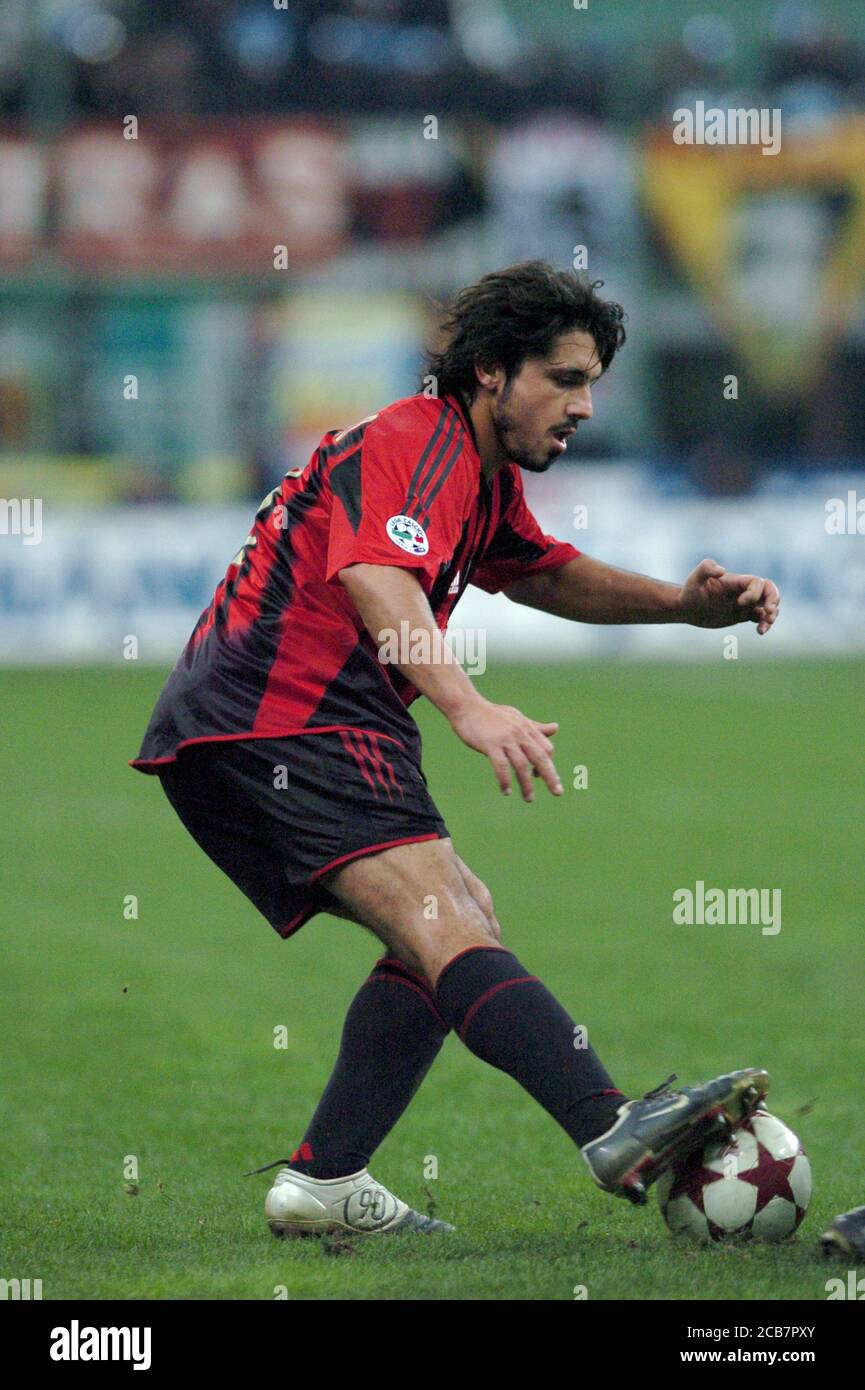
[475, 359, 504, 393]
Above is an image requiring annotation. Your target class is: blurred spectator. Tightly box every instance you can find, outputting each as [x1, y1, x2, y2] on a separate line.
[765, 1, 865, 129]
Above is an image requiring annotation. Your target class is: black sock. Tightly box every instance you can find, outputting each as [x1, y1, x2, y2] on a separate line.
[289, 957, 448, 1179]
[435, 946, 626, 1149]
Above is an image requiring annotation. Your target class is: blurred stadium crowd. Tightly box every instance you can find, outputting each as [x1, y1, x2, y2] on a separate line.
[5, 1, 865, 122]
[2, 0, 865, 503]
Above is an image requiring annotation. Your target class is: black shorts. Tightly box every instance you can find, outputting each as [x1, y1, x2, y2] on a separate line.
[157, 730, 449, 938]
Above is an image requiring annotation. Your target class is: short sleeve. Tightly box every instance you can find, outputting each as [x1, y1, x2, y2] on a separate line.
[471, 467, 580, 595]
[325, 404, 471, 596]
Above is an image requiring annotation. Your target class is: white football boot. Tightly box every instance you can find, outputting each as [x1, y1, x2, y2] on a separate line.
[259, 1164, 454, 1238]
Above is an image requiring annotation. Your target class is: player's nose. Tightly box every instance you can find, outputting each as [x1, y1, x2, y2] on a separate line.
[567, 388, 592, 421]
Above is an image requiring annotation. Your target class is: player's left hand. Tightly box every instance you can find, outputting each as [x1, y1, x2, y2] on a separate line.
[678, 558, 780, 635]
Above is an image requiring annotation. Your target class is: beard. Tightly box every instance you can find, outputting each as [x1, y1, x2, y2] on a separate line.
[490, 381, 558, 472]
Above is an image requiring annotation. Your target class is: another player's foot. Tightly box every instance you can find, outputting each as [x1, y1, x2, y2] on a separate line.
[819, 1206, 865, 1260]
[259, 1164, 454, 1237]
[580, 1067, 770, 1206]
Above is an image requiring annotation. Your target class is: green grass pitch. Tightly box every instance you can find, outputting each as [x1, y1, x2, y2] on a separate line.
[2, 659, 862, 1301]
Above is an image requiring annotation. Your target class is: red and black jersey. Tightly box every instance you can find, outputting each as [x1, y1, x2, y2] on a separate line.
[131, 391, 580, 773]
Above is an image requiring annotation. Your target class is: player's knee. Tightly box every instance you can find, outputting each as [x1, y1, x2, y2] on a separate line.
[417, 892, 498, 981]
[458, 887, 498, 946]
[472, 881, 501, 942]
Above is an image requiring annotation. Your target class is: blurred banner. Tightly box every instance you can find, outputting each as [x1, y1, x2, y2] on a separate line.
[271, 289, 425, 463]
[0, 116, 474, 271]
[644, 116, 865, 397]
[2, 472, 862, 663]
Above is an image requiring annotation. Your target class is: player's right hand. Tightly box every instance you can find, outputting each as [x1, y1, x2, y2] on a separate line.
[448, 697, 563, 801]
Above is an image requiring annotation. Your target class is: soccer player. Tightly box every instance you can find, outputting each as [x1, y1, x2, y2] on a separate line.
[132, 262, 780, 1237]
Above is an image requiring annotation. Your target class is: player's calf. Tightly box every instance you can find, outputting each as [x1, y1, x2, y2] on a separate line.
[325, 838, 627, 1177]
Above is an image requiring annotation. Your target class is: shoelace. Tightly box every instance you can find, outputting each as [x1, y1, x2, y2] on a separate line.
[242, 1158, 293, 1177]
[642, 1072, 678, 1101]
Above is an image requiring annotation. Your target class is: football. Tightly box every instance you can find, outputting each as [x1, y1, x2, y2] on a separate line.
[656, 1109, 811, 1243]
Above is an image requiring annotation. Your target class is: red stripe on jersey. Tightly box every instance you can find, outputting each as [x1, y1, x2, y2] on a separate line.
[415, 431, 464, 528]
[405, 415, 463, 527]
[402, 409, 453, 519]
[132, 393, 580, 774]
[129, 724, 410, 772]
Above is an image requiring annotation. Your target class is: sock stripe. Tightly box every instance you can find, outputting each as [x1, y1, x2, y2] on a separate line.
[436, 943, 510, 990]
[375, 956, 434, 993]
[458, 975, 540, 1042]
[367, 972, 448, 1031]
[433, 946, 622, 1149]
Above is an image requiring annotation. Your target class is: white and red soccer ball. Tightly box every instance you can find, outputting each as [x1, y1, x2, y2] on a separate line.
[657, 1109, 811, 1243]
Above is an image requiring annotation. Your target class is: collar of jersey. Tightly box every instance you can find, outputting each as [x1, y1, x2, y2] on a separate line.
[444, 391, 492, 496]
[445, 391, 479, 454]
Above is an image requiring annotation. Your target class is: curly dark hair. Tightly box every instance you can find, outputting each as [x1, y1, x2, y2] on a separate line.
[422, 260, 626, 402]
